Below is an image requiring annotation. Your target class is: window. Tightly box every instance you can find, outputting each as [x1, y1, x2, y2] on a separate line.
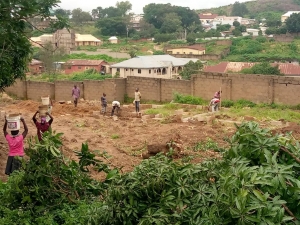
[85, 67, 89, 70]
[131, 69, 134, 71]
[138, 69, 141, 74]
[154, 69, 156, 73]
[117, 68, 120, 72]
[149, 70, 151, 74]
[125, 69, 128, 71]
[78, 66, 81, 69]
[68, 66, 71, 69]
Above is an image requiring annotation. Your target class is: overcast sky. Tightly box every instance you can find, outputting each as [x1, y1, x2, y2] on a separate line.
[58, 0, 250, 14]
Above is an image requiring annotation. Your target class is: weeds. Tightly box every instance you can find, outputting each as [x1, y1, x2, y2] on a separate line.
[173, 92, 207, 105]
[193, 138, 220, 152]
[111, 134, 120, 139]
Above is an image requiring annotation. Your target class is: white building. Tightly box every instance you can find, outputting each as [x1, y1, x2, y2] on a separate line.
[110, 55, 199, 79]
[212, 16, 242, 29]
[281, 11, 300, 23]
[246, 28, 260, 36]
[130, 14, 144, 31]
[108, 36, 118, 44]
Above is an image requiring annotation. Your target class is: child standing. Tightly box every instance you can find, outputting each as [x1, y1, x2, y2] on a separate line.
[101, 93, 107, 115]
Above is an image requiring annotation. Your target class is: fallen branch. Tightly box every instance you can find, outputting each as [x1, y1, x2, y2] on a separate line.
[280, 146, 300, 164]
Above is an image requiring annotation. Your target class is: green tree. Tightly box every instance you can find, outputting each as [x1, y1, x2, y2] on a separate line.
[116, 1, 132, 17]
[143, 3, 173, 29]
[186, 33, 197, 44]
[233, 21, 241, 27]
[160, 13, 182, 33]
[96, 17, 127, 36]
[153, 33, 176, 43]
[138, 19, 157, 38]
[54, 9, 71, 18]
[0, 0, 67, 90]
[285, 13, 300, 33]
[231, 1, 248, 17]
[216, 24, 231, 32]
[71, 8, 92, 24]
[179, 60, 203, 80]
[241, 62, 282, 75]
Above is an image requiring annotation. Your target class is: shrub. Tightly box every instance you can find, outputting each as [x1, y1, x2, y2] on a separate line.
[234, 99, 257, 108]
[173, 92, 207, 105]
[221, 100, 235, 107]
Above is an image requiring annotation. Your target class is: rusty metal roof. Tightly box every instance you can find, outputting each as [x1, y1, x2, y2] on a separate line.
[66, 59, 106, 66]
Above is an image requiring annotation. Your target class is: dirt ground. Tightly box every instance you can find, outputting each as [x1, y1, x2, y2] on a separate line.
[1, 95, 300, 182]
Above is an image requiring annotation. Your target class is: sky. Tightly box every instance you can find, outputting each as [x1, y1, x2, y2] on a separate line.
[58, 0, 250, 14]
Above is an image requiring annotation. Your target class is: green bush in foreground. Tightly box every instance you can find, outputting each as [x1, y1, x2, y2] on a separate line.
[1, 122, 300, 224]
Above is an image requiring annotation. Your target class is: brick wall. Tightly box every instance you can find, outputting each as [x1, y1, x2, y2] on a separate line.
[5, 74, 300, 106]
[161, 79, 191, 101]
[5, 80, 27, 99]
[126, 76, 161, 101]
[26, 81, 55, 101]
[54, 81, 84, 101]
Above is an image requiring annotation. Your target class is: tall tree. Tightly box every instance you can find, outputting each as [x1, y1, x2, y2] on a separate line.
[231, 1, 248, 17]
[285, 13, 300, 33]
[0, 0, 67, 90]
[102, 7, 122, 18]
[71, 8, 92, 24]
[143, 3, 173, 29]
[160, 13, 182, 34]
[139, 19, 157, 38]
[54, 9, 71, 18]
[116, 1, 132, 17]
[96, 17, 127, 36]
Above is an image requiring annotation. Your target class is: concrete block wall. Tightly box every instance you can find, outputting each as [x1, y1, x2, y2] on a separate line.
[274, 77, 300, 105]
[5, 79, 27, 99]
[26, 81, 55, 102]
[161, 79, 191, 101]
[54, 81, 84, 102]
[113, 78, 126, 103]
[126, 76, 161, 101]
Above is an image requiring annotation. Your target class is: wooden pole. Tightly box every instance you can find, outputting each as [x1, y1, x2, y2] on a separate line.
[219, 87, 222, 109]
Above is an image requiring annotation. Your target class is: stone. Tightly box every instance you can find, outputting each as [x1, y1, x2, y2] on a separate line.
[152, 105, 164, 109]
[113, 116, 118, 121]
[142, 115, 150, 120]
[174, 109, 184, 115]
[181, 118, 189, 123]
[193, 115, 207, 122]
[93, 111, 100, 115]
[155, 114, 163, 118]
[152, 118, 163, 121]
[67, 101, 72, 104]
[122, 105, 130, 108]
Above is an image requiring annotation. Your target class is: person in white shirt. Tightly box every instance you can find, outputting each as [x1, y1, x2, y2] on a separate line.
[111, 101, 121, 116]
[134, 88, 141, 115]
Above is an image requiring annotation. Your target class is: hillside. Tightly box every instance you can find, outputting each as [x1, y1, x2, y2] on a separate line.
[197, 0, 300, 17]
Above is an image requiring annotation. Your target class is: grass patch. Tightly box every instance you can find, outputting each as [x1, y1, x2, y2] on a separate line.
[173, 93, 208, 105]
[111, 134, 120, 139]
[144, 103, 182, 116]
[192, 138, 221, 152]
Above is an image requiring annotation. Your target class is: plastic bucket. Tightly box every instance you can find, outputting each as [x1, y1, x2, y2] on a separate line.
[39, 105, 48, 116]
[41, 96, 50, 105]
[6, 114, 21, 131]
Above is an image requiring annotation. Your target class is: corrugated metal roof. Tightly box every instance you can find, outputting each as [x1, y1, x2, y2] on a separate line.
[167, 45, 206, 51]
[75, 34, 101, 42]
[203, 62, 300, 75]
[66, 59, 105, 66]
[110, 55, 199, 69]
[199, 13, 218, 19]
[30, 59, 43, 65]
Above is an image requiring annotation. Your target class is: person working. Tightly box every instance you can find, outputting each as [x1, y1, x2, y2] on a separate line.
[72, 85, 80, 107]
[3, 116, 28, 175]
[32, 111, 53, 141]
[208, 98, 221, 112]
[134, 88, 141, 116]
[214, 91, 221, 99]
[101, 93, 107, 116]
[111, 101, 121, 116]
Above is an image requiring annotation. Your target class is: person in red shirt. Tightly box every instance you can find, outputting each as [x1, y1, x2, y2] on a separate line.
[3, 117, 28, 175]
[32, 111, 53, 141]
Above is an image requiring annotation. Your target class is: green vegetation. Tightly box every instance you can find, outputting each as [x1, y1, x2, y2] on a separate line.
[111, 134, 120, 139]
[1, 123, 300, 223]
[173, 93, 207, 105]
[28, 70, 112, 82]
[241, 62, 282, 75]
[179, 61, 204, 80]
[225, 37, 300, 62]
[144, 103, 182, 116]
[61, 53, 127, 63]
[192, 138, 221, 152]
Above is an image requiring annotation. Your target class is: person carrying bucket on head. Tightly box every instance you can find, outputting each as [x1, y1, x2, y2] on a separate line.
[3, 116, 28, 175]
[72, 85, 80, 107]
[32, 111, 53, 142]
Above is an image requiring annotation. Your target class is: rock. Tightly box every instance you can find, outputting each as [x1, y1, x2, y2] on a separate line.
[193, 115, 207, 122]
[196, 105, 204, 109]
[152, 105, 164, 109]
[142, 115, 150, 120]
[122, 105, 130, 108]
[174, 109, 184, 115]
[155, 114, 163, 118]
[113, 116, 118, 121]
[67, 101, 72, 104]
[181, 118, 189, 123]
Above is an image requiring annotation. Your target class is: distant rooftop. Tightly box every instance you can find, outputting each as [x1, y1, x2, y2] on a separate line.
[111, 55, 199, 69]
[282, 11, 300, 17]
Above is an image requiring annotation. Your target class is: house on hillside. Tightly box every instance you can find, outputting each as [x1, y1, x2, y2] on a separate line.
[64, 59, 108, 74]
[28, 59, 44, 75]
[203, 62, 300, 76]
[29, 16, 58, 30]
[108, 36, 118, 44]
[212, 16, 242, 29]
[166, 45, 206, 56]
[75, 34, 101, 46]
[281, 11, 300, 23]
[130, 14, 144, 31]
[199, 13, 218, 25]
[110, 55, 199, 79]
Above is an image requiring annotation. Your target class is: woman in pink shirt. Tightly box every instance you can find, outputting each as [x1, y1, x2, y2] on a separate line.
[3, 117, 28, 175]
